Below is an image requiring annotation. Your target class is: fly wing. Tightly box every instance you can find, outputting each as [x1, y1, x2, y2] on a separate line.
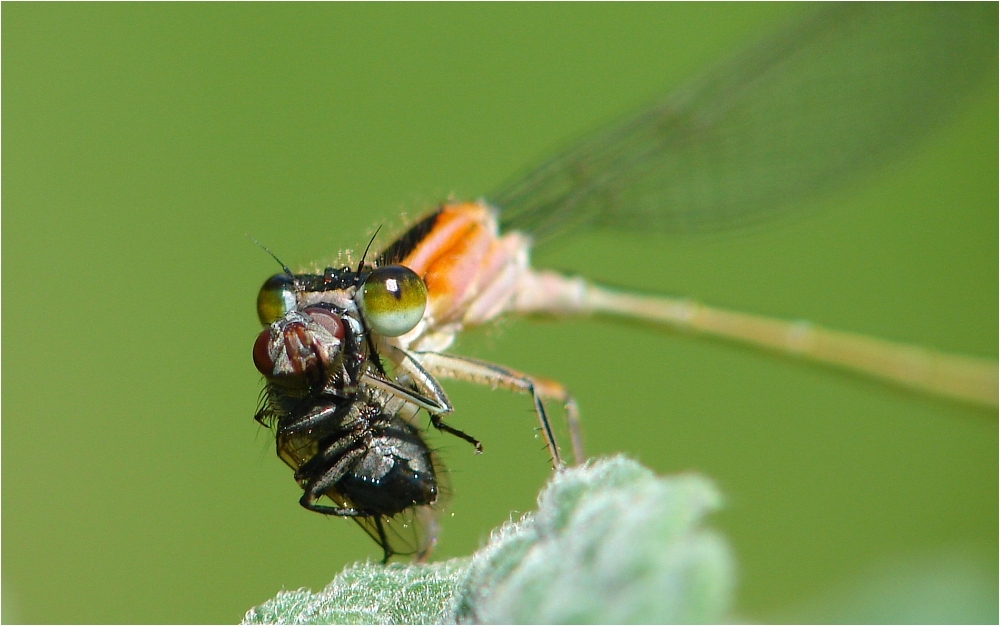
[347, 504, 440, 561]
[336, 449, 450, 561]
[493, 4, 996, 245]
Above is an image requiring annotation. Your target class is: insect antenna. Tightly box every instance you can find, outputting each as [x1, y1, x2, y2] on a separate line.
[355, 224, 391, 377]
[246, 234, 294, 277]
[356, 225, 383, 274]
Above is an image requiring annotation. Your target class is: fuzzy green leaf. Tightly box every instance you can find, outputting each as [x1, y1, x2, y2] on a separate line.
[242, 560, 468, 625]
[244, 456, 733, 624]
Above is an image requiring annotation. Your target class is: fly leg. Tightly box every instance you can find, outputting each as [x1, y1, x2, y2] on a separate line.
[297, 447, 368, 516]
[411, 351, 583, 468]
[291, 428, 362, 480]
[279, 403, 340, 435]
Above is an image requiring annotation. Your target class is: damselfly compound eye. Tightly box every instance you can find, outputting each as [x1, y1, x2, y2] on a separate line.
[257, 274, 297, 325]
[358, 265, 427, 336]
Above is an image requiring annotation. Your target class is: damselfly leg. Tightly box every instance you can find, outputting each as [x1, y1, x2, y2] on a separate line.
[414, 350, 583, 467]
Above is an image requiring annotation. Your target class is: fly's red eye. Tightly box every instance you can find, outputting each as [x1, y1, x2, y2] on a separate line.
[253, 330, 275, 376]
[304, 307, 345, 341]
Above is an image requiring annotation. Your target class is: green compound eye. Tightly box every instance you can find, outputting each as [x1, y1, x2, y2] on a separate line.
[257, 274, 297, 325]
[358, 265, 428, 337]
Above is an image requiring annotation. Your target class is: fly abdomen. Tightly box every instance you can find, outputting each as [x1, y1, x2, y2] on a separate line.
[334, 420, 438, 517]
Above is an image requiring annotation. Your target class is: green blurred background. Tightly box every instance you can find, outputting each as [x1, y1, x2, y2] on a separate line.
[3, 3, 996, 623]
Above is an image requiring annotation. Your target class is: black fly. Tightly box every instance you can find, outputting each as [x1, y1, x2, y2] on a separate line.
[253, 238, 477, 562]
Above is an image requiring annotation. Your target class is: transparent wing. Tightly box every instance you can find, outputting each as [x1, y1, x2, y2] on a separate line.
[346, 450, 449, 561]
[493, 4, 996, 244]
[345, 501, 438, 561]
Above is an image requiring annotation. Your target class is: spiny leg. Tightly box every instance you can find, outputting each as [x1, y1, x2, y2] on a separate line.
[280, 403, 340, 435]
[428, 413, 483, 453]
[298, 447, 368, 516]
[412, 351, 584, 467]
[365, 349, 483, 453]
[292, 431, 362, 483]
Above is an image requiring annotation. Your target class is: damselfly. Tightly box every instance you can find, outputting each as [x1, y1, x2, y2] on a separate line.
[252, 4, 997, 561]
